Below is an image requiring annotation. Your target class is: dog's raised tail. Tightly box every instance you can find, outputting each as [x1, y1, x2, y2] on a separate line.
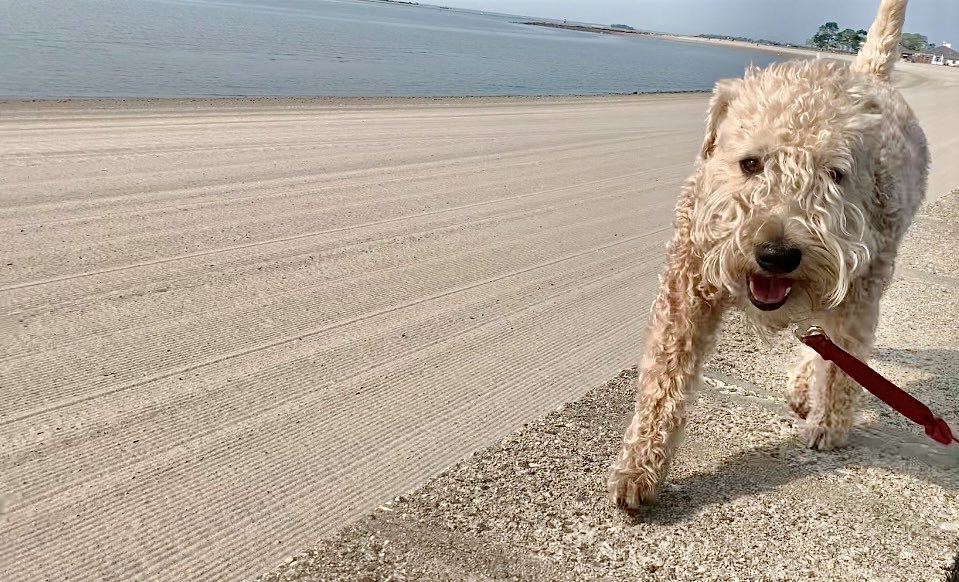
[851, 0, 908, 79]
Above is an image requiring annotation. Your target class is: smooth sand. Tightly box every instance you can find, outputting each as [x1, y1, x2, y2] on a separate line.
[1, 61, 957, 581]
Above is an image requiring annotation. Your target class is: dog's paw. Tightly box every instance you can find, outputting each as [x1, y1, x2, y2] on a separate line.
[804, 423, 848, 451]
[607, 462, 659, 510]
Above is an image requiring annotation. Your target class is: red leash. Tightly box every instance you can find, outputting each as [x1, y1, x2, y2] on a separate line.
[796, 326, 959, 446]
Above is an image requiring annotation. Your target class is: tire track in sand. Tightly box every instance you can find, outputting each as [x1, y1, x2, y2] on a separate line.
[0, 95, 701, 582]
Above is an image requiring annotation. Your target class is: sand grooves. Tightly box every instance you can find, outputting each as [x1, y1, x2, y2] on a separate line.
[3, 61, 956, 579]
[0, 96, 703, 581]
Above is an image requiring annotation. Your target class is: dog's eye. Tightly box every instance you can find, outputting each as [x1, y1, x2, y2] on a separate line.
[739, 158, 763, 176]
[828, 168, 845, 184]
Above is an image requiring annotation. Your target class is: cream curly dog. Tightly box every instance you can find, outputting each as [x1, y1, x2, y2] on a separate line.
[609, 0, 929, 509]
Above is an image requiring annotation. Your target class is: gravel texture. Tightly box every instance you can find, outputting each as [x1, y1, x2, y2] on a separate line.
[255, 193, 959, 581]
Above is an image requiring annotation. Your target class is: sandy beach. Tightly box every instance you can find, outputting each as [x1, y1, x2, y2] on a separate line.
[662, 34, 853, 59]
[2, 59, 958, 581]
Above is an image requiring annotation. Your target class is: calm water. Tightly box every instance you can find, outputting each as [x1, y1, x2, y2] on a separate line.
[0, 0, 782, 98]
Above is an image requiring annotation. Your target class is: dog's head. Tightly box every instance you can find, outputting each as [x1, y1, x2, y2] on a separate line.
[690, 58, 885, 328]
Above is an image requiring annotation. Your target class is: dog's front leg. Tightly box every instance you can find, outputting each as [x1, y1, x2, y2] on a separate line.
[607, 226, 722, 510]
[803, 292, 881, 450]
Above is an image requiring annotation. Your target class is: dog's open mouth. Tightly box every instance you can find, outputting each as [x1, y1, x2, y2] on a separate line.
[748, 274, 793, 311]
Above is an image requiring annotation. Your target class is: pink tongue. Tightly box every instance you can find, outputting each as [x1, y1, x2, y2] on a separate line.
[749, 275, 792, 304]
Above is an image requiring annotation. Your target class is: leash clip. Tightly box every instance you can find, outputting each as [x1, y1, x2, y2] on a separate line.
[794, 325, 827, 343]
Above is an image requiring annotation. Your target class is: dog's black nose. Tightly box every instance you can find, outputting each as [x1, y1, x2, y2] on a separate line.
[755, 241, 802, 274]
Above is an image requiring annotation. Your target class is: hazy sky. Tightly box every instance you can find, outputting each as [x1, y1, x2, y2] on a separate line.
[434, 0, 958, 46]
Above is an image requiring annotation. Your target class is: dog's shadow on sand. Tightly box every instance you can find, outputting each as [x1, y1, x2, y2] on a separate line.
[634, 435, 956, 527]
[873, 347, 959, 393]
[626, 347, 959, 527]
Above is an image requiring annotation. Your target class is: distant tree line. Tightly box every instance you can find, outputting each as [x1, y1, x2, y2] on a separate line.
[809, 22, 934, 52]
[808, 23, 867, 52]
[900, 32, 936, 51]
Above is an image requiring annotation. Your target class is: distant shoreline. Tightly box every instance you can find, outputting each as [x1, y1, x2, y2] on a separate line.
[521, 21, 655, 37]
[0, 92, 712, 109]
[520, 20, 852, 61]
[655, 34, 849, 60]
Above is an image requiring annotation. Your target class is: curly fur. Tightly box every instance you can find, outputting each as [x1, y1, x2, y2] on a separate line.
[608, 0, 929, 509]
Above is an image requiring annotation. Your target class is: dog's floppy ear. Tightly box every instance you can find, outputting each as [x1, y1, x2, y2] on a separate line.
[700, 78, 741, 160]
